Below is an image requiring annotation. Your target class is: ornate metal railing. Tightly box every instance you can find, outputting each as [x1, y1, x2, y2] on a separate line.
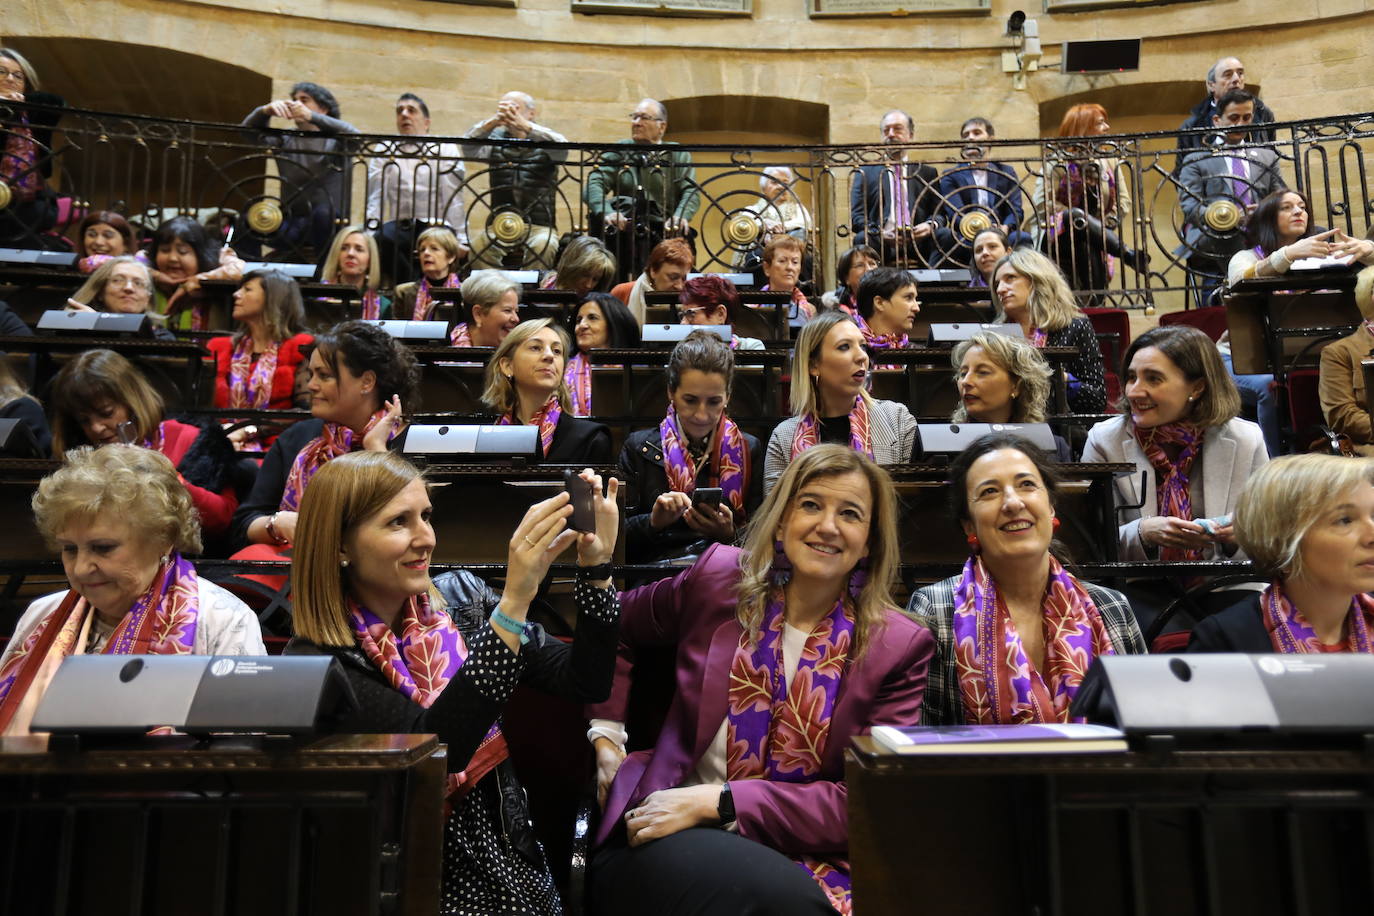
[4, 100, 1373, 308]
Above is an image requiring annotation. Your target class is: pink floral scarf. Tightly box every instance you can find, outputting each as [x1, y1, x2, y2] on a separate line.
[790, 394, 873, 461]
[349, 592, 508, 801]
[412, 272, 460, 322]
[1134, 421, 1203, 562]
[565, 352, 592, 416]
[360, 288, 384, 321]
[1262, 579, 1374, 654]
[0, 554, 201, 732]
[227, 336, 279, 410]
[658, 405, 748, 517]
[726, 592, 854, 913]
[497, 394, 562, 457]
[855, 312, 908, 351]
[449, 322, 472, 347]
[279, 408, 391, 512]
[0, 113, 40, 203]
[952, 555, 1114, 724]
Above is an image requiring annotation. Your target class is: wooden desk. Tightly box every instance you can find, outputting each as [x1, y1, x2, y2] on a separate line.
[911, 288, 994, 340]
[429, 288, 574, 329]
[201, 279, 359, 333]
[0, 334, 210, 409]
[889, 463, 1131, 564]
[0, 733, 446, 915]
[865, 346, 1077, 417]
[1225, 272, 1360, 375]
[847, 737, 1374, 916]
[0, 267, 85, 325]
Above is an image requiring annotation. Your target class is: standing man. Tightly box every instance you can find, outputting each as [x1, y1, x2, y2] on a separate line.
[462, 90, 568, 271]
[933, 117, 1032, 268]
[1175, 57, 1278, 170]
[583, 98, 700, 282]
[1178, 89, 1286, 305]
[849, 110, 943, 267]
[237, 82, 358, 261]
[366, 93, 468, 285]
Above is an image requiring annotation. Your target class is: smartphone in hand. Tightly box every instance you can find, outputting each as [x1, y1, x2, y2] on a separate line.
[565, 470, 597, 533]
[691, 487, 724, 509]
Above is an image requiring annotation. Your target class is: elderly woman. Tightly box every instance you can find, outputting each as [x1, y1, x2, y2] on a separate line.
[286, 450, 621, 914]
[1189, 454, 1374, 654]
[733, 167, 813, 269]
[992, 248, 1108, 413]
[854, 267, 919, 350]
[567, 292, 640, 416]
[230, 320, 417, 552]
[611, 238, 692, 324]
[482, 318, 612, 463]
[908, 433, 1144, 726]
[50, 350, 238, 539]
[1320, 266, 1374, 456]
[759, 235, 816, 320]
[677, 275, 763, 350]
[75, 210, 145, 274]
[0, 446, 265, 735]
[969, 228, 1010, 289]
[321, 224, 391, 320]
[542, 235, 618, 297]
[588, 445, 933, 915]
[147, 215, 244, 332]
[66, 256, 176, 341]
[764, 311, 917, 496]
[1083, 325, 1267, 561]
[0, 48, 64, 250]
[821, 244, 878, 314]
[394, 226, 463, 322]
[1031, 103, 1146, 293]
[449, 269, 523, 347]
[619, 329, 763, 564]
[951, 331, 1071, 461]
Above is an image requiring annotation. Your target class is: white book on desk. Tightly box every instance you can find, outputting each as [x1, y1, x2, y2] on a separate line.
[870, 723, 1127, 755]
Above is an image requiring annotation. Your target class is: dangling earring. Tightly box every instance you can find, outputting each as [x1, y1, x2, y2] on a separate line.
[847, 556, 869, 599]
[966, 534, 980, 554]
[769, 539, 792, 587]
[159, 554, 170, 567]
[340, 558, 350, 568]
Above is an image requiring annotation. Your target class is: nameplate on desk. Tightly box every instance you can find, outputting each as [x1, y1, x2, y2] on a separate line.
[504, 270, 542, 286]
[403, 424, 539, 458]
[36, 310, 153, 338]
[241, 261, 317, 279]
[366, 319, 450, 343]
[642, 324, 731, 345]
[688, 272, 754, 288]
[0, 247, 77, 267]
[918, 422, 1055, 453]
[912, 268, 974, 285]
[928, 323, 1023, 343]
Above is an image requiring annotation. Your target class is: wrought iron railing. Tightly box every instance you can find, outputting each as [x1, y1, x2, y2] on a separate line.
[4, 100, 1373, 308]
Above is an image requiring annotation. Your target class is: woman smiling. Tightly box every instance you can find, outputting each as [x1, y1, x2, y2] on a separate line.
[394, 226, 463, 322]
[566, 292, 640, 416]
[909, 433, 1144, 726]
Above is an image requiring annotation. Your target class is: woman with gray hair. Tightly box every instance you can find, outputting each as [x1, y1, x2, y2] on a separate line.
[1189, 454, 1374, 654]
[66, 256, 176, 340]
[0, 445, 265, 735]
[450, 269, 522, 347]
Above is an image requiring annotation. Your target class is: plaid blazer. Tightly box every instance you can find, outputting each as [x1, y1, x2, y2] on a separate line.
[905, 573, 1146, 726]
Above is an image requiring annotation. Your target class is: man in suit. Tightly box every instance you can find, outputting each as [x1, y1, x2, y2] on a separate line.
[1173, 56, 1278, 175]
[849, 109, 943, 268]
[584, 98, 700, 282]
[933, 117, 1032, 268]
[1178, 89, 1287, 306]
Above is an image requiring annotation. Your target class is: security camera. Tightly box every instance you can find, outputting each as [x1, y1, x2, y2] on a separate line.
[1006, 11, 1026, 35]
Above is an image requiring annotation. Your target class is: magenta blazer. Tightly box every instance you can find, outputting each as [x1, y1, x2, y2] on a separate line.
[588, 543, 934, 853]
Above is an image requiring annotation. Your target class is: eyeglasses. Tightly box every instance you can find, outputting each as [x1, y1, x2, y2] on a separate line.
[106, 276, 150, 290]
[0, 68, 25, 84]
[629, 113, 664, 122]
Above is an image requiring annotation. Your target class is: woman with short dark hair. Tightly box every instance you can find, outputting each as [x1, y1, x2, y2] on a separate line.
[854, 267, 919, 349]
[566, 292, 640, 416]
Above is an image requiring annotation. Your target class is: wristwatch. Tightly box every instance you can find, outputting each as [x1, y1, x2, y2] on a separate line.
[576, 562, 614, 582]
[717, 782, 735, 825]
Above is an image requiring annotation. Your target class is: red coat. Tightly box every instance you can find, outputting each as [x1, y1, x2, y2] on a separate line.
[157, 419, 238, 537]
[206, 333, 313, 410]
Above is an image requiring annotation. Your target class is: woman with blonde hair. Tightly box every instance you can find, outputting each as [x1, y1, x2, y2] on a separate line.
[50, 350, 239, 538]
[66, 256, 176, 341]
[286, 449, 621, 914]
[1030, 102, 1147, 293]
[542, 235, 618, 296]
[991, 248, 1107, 413]
[321, 225, 390, 320]
[587, 444, 933, 915]
[482, 318, 612, 463]
[450, 269, 522, 347]
[0, 446, 264, 735]
[952, 332, 1052, 425]
[763, 311, 917, 496]
[393, 226, 462, 321]
[1190, 455, 1374, 654]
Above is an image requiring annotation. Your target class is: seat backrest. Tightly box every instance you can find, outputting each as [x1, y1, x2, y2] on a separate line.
[1286, 367, 1323, 430]
[1160, 306, 1228, 342]
[1082, 307, 1131, 407]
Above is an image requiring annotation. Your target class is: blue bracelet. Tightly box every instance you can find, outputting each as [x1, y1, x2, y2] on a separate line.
[490, 607, 533, 646]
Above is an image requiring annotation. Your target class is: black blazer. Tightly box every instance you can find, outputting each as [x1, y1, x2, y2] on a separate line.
[1187, 592, 1274, 653]
[229, 417, 325, 549]
[849, 161, 942, 252]
[618, 424, 763, 564]
[544, 413, 613, 465]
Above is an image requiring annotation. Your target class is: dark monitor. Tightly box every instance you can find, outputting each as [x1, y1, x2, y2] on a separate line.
[1061, 38, 1141, 74]
[912, 269, 973, 285]
[36, 310, 154, 338]
[0, 247, 78, 267]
